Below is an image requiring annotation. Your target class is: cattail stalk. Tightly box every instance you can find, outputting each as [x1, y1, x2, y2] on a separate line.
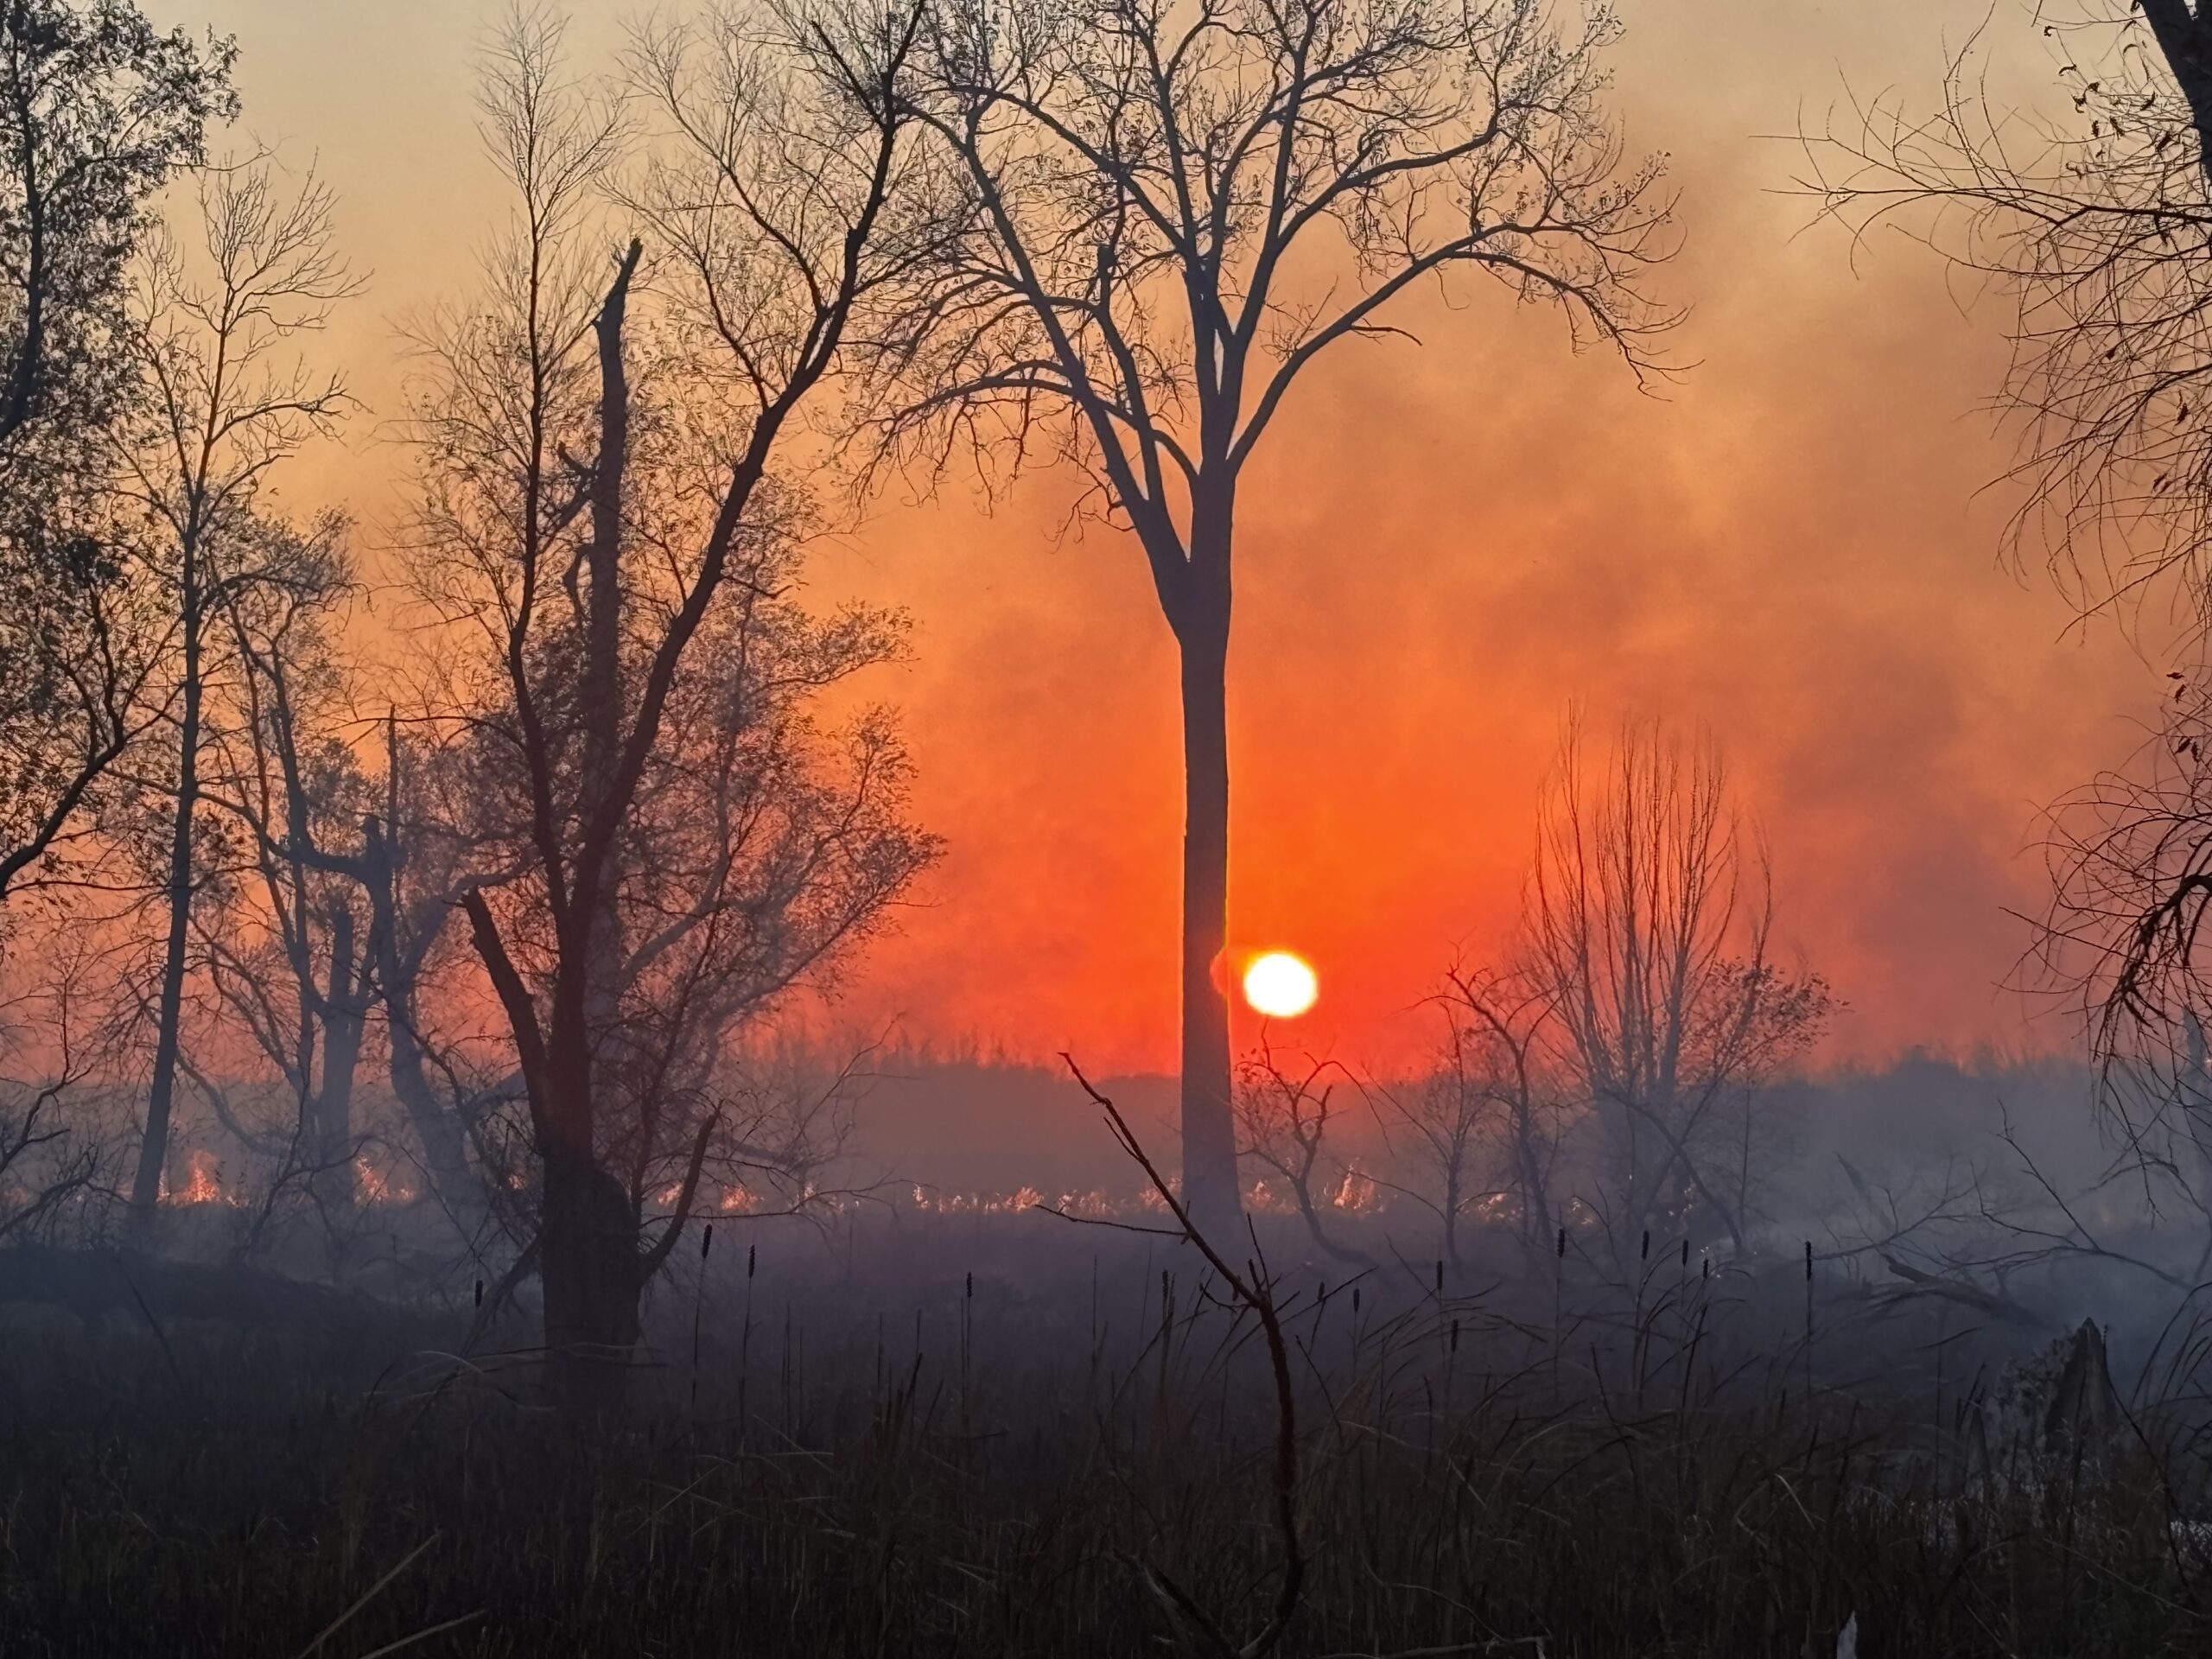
[690, 1222, 713, 1417]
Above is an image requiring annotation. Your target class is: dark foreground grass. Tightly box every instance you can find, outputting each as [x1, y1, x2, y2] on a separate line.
[0, 1237, 2207, 1658]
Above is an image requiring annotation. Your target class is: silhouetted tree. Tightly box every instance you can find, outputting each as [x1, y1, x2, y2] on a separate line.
[405, 6, 932, 1410]
[0, 0, 233, 901]
[2041, 669, 2212, 1290]
[192, 517, 377, 1231]
[861, 0, 1675, 1226]
[1369, 963, 1560, 1265]
[1232, 1043, 1369, 1264]
[112, 161, 353, 1224]
[1526, 715, 1830, 1262]
[1811, 3, 2212, 637]
[0, 933, 112, 1241]
[1808, 5, 2212, 1189]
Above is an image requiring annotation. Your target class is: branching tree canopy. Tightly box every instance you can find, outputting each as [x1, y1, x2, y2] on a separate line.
[0, 0, 233, 904]
[1808, 2, 2212, 632]
[0, 0, 235, 449]
[403, 5, 936, 1410]
[1428, 962, 1558, 1260]
[192, 515, 374, 1227]
[111, 160, 355, 1223]
[1232, 1044, 1368, 1264]
[855, 0, 1675, 1224]
[1526, 715, 1831, 1261]
[1805, 3, 2212, 1169]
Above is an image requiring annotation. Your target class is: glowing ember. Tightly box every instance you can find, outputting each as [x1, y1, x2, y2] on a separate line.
[353, 1160, 415, 1205]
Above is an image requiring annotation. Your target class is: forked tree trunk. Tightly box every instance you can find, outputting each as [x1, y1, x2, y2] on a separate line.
[1178, 622, 1240, 1233]
[382, 1018, 477, 1217]
[467, 885, 651, 1417]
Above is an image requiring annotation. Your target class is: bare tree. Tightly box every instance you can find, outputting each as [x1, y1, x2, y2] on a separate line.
[0, 0, 233, 901]
[111, 160, 354, 1224]
[358, 720, 510, 1227]
[0, 512, 165, 905]
[1232, 1041, 1369, 1264]
[2040, 685, 2212, 1282]
[1367, 963, 1559, 1266]
[858, 0, 1675, 1227]
[1804, 3, 2212, 1265]
[192, 517, 378, 1231]
[404, 5, 933, 1410]
[0, 930, 118, 1243]
[706, 1034, 889, 1220]
[1808, 3, 2212, 636]
[1526, 715, 1831, 1263]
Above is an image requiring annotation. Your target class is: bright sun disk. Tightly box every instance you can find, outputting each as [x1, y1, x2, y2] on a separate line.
[1243, 951, 1319, 1019]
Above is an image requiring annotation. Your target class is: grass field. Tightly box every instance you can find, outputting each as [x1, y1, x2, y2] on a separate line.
[2, 1213, 2207, 1658]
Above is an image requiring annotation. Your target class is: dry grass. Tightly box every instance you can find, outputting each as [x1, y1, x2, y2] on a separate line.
[0, 1224, 2206, 1657]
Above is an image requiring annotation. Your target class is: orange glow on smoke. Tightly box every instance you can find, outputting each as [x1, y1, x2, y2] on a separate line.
[201, 0, 2173, 1077]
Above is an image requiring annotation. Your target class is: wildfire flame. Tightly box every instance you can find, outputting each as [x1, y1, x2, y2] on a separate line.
[353, 1159, 415, 1205]
[167, 1149, 228, 1205]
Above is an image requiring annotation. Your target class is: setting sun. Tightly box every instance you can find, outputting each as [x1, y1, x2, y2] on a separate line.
[1243, 951, 1319, 1019]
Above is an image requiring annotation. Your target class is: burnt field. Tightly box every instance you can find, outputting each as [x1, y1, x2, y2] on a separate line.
[2, 1207, 2208, 1659]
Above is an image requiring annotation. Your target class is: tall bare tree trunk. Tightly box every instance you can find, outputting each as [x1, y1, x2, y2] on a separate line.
[1178, 619, 1239, 1231]
[380, 1011, 476, 1217]
[360, 804, 477, 1217]
[379, 1005, 474, 1213]
[538, 239, 646, 1415]
[130, 588, 201, 1224]
[311, 907, 362, 1214]
[539, 1060, 641, 1418]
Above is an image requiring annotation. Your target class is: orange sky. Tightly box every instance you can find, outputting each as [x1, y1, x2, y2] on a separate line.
[154, 0, 2171, 1073]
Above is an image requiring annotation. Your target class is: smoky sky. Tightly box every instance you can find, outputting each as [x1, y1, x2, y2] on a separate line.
[156, 0, 2171, 1072]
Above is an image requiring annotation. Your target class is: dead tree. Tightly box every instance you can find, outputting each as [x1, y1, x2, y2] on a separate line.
[1526, 714, 1831, 1264]
[0, 0, 233, 901]
[1232, 1043, 1370, 1266]
[111, 160, 353, 1224]
[1367, 963, 1560, 1267]
[405, 5, 931, 1411]
[860, 0, 1675, 1229]
[1806, 6, 2212, 1205]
